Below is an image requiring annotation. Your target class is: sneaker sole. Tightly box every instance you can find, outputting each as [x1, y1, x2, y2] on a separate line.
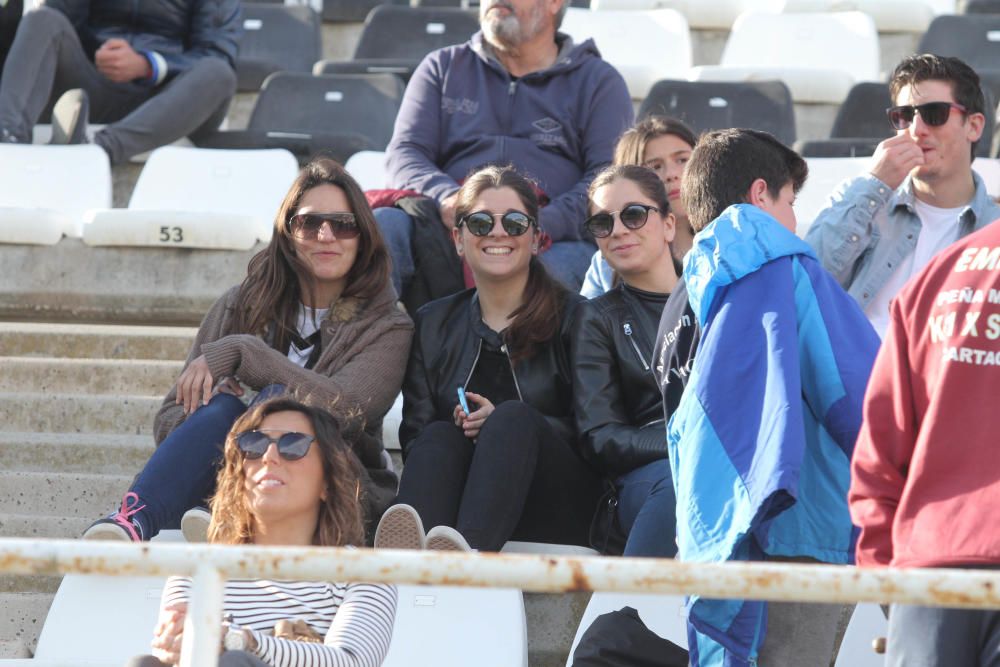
[374, 506, 424, 550]
[181, 512, 210, 543]
[425, 527, 471, 552]
[82, 523, 132, 541]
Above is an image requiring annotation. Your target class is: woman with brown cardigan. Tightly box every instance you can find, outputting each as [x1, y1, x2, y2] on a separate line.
[83, 158, 413, 542]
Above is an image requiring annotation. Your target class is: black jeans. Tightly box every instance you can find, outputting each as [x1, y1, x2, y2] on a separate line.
[396, 400, 602, 551]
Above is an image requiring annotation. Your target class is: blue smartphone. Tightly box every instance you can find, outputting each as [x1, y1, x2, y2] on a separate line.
[457, 386, 471, 414]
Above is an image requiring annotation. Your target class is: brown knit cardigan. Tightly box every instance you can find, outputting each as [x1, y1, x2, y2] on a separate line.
[153, 283, 413, 471]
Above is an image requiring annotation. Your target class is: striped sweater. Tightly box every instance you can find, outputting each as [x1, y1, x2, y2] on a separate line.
[161, 576, 397, 667]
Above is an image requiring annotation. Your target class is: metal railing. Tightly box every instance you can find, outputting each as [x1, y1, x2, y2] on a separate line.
[4, 537, 1000, 665]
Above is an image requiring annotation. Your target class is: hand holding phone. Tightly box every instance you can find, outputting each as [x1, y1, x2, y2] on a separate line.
[457, 386, 471, 415]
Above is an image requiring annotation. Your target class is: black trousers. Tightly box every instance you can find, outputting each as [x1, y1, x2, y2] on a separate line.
[396, 400, 602, 551]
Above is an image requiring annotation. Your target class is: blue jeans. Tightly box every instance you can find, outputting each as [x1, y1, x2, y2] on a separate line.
[616, 459, 677, 558]
[130, 385, 284, 538]
[374, 206, 596, 294]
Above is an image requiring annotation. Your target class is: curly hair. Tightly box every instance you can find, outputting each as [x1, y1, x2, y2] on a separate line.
[208, 396, 366, 547]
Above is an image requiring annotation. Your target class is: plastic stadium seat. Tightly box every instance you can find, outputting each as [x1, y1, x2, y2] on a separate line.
[383, 586, 529, 667]
[561, 8, 691, 100]
[83, 146, 298, 249]
[0, 144, 111, 243]
[314, 6, 479, 81]
[381, 391, 402, 451]
[236, 5, 321, 92]
[588, 0, 769, 30]
[639, 79, 797, 146]
[973, 157, 1000, 198]
[322, 0, 405, 23]
[782, 0, 942, 33]
[199, 72, 405, 163]
[345, 150, 389, 191]
[833, 604, 889, 667]
[564, 592, 689, 666]
[964, 0, 1000, 12]
[918, 14, 1000, 73]
[689, 11, 880, 105]
[793, 156, 869, 235]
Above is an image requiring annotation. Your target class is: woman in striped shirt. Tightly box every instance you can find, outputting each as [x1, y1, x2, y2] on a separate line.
[129, 397, 397, 667]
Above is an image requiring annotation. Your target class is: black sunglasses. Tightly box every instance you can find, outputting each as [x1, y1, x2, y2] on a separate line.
[289, 213, 361, 240]
[236, 430, 315, 461]
[458, 210, 536, 237]
[583, 204, 660, 239]
[886, 101, 967, 131]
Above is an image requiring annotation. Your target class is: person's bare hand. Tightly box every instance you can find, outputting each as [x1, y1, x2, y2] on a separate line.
[175, 355, 214, 415]
[213, 377, 244, 398]
[151, 602, 187, 665]
[869, 133, 925, 190]
[457, 391, 494, 440]
[439, 192, 459, 230]
[95, 38, 151, 83]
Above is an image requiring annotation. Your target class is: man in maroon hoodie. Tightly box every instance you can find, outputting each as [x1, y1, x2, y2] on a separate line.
[849, 217, 1000, 666]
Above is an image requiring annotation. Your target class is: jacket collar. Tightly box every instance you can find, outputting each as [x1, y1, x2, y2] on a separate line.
[469, 30, 596, 78]
[890, 169, 992, 234]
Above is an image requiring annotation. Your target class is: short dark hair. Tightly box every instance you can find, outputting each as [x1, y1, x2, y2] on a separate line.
[889, 54, 985, 160]
[681, 129, 808, 232]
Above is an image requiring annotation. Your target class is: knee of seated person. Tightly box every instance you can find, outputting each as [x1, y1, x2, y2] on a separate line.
[194, 391, 246, 418]
[20, 6, 72, 33]
[408, 420, 468, 453]
[185, 57, 237, 98]
[489, 400, 538, 422]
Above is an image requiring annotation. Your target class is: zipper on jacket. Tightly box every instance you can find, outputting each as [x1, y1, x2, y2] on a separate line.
[463, 338, 484, 390]
[500, 344, 525, 401]
[623, 322, 650, 371]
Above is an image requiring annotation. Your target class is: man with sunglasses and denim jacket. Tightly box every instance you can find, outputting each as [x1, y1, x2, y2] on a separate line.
[807, 54, 1000, 338]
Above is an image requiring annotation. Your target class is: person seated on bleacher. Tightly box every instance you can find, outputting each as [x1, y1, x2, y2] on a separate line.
[373, 0, 633, 300]
[580, 116, 697, 299]
[378, 164, 602, 553]
[127, 397, 397, 667]
[0, 0, 241, 163]
[662, 129, 879, 666]
[82, 158, 413, 543]
[570, 165, 685, 558]
[807, 54, 1000, 338]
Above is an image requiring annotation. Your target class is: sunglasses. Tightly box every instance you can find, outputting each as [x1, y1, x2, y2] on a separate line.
[583, 204, 660, 239]
[458, 210, 536, 237]
[288, 213, 361, 240]
[236, 430, 315, 461]
[886, 102, 967, 131]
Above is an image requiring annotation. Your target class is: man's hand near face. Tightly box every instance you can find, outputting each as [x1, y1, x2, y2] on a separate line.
[869, 133, 925, 191]
[95, 39, 151, 83]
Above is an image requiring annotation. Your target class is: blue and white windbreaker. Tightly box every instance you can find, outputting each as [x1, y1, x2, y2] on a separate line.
[667, 204, 880, 666]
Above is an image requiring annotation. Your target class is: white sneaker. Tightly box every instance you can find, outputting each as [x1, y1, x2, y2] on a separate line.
[181, 506, 211, 543]
[374, 504, 425, 549]
[425, 525, 472, 552]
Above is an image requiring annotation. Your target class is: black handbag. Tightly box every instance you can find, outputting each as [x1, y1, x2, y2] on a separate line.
[572, 606, 688, 667]
[588, 480, 628, 556]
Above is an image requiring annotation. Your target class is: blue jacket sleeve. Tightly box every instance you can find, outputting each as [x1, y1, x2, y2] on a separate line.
[385, 52, 461, 202]
[537, 67, 633, 242]
[155, 0, 242, 79]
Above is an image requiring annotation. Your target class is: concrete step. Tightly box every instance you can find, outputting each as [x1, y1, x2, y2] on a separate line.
[0, 322, 194, 360]
[0, 358, 181, 395]
[0, 472, 133, 518]
[0, 513, 93, 540]
[0, 393, 160, 435]
[0, 575, 61, 596]
[0, 432, 153, 475]
[0, 592, 52, 654]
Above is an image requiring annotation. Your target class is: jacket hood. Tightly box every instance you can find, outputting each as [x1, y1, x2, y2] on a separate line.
[469, 30, 601, 78]
[684, 204, 816, 326]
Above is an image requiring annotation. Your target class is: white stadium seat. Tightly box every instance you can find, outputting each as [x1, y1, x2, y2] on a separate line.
[835, 603, 889, 666]
[0, 145, 111, 244]
[689, 11, 880, 105]
[794, 157, 869, 236]
[590, 0, 776, 30]
[345, 150, 389, 191]
[82, 146, 299, 250]
[561, 8, 692, 100]
[781, 0, 937, 33]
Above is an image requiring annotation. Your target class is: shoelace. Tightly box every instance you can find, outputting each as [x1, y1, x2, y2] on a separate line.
[111, 492, 146, 541]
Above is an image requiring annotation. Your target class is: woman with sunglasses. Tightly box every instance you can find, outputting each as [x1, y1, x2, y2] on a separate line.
[129, 397, 397, 667]
[377, 164, 601, 552]
[84, 158, 413, 543]
[570, 164, 689, 557]
[581, 115, 696, 298]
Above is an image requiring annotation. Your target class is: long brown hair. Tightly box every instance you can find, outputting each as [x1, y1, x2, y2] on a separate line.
[453, 165, 568, 362]
[232, 158, 392, 354]
[614, 116, 697, 167]
[208, 396, 366, 547]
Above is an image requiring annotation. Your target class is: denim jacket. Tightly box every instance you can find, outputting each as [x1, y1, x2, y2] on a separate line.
[805, 171, 1000, 310]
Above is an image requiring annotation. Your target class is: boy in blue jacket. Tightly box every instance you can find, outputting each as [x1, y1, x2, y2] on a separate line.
[662, 129, 880, 666]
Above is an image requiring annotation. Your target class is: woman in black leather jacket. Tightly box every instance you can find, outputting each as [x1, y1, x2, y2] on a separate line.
[385, 165, 601, 552]
[572, 165, 693, 557]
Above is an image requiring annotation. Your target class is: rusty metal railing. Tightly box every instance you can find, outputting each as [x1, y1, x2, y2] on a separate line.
[3, 537, 1000, 665]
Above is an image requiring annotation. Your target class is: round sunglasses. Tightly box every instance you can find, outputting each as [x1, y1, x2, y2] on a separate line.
[289, 213, 361, 240]
[886, 101, 967, 131]
[236, 430, 315, 461]
[583, 204, 660, 239]
[458, 210, 536, 237]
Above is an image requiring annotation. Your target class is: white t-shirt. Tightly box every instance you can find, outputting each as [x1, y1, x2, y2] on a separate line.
[865, 199, 963, 337]
[287, 305, 329, 367]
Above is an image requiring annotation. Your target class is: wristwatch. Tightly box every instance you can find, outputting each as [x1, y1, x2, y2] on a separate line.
[224, 626, 250, 652]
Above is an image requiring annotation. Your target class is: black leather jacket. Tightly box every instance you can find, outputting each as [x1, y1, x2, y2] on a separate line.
[399, 287, 583, 458]
[45, 0, 241, 78]
[571, 283, 678, 476]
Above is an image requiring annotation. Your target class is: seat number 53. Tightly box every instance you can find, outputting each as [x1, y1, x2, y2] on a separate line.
[159, 226, 184, 243]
